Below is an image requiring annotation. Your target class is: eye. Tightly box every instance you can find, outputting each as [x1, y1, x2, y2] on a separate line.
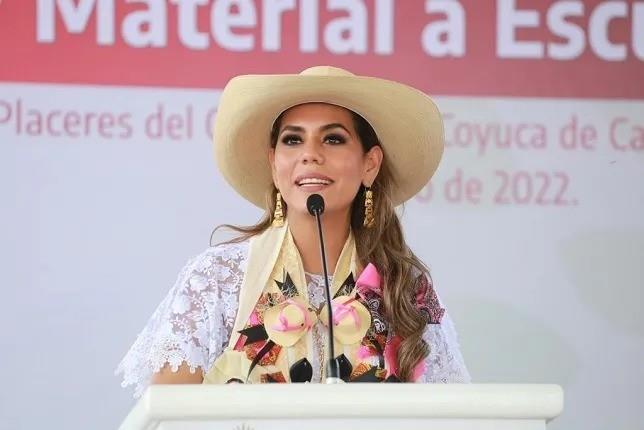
[325, 133, 346, 145]
[281, 134, 302, 146]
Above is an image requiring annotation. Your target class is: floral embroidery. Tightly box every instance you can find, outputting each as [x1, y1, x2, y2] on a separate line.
[115, 241, 471, 398]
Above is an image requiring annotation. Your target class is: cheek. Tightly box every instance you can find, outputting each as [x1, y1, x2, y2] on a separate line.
[335, 155, 366, 187]
[272, 153, 295, 186]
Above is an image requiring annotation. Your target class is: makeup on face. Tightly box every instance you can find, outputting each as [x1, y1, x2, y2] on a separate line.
[271, 104, 368, 216]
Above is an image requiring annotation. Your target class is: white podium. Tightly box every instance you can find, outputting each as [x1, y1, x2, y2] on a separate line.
[119, 384, 563, 430]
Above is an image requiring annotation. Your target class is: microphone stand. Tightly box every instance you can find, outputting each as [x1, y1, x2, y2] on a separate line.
[307, 194, 343, 384]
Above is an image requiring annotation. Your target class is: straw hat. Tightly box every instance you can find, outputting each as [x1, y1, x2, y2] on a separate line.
[264, 297, 316, 347]
[213, 65, 444, 208]
[319, 296, 371, 345]
[263, 295, 371, 347]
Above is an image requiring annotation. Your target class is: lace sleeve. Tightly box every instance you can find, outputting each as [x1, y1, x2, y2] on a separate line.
[419, 305, 471, 383]
[412, 272, 470, 383]
[114, 240, 248, 398]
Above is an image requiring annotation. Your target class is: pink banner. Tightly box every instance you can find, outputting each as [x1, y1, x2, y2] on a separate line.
[1, 0, 642, 97]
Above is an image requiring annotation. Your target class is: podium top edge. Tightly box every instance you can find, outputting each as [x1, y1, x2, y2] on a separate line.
[131, 383, 564, 420]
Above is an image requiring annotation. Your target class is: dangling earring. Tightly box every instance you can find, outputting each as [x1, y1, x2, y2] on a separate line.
[273, 191, 285, 227]
[363, 187, 375, 228]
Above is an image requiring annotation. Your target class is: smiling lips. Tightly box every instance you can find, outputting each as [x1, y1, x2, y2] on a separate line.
[295, 174, 334, 189]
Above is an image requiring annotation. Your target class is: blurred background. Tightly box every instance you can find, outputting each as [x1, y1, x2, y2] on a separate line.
[1, 1, 643, 429]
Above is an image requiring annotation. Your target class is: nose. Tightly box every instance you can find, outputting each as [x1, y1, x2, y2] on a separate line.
[301, 141, 324, 165]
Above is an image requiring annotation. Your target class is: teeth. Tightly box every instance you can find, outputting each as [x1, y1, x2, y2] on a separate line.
[298, 178, 331, 186]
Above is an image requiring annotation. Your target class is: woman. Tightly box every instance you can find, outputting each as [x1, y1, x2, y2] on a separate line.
[116, 66, 470, 396]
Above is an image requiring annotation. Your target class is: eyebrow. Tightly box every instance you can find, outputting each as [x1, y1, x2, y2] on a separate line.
[280, 123, 352, 136]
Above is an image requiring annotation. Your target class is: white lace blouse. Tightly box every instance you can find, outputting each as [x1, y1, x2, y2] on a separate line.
[115, 240, 471, 397]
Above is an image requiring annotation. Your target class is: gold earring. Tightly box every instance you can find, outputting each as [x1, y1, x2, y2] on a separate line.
[363, 187, 375, 228]
[273, 191, 285, 227]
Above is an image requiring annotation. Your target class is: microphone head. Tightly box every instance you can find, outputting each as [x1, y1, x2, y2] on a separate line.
[306, 194, 325, 216]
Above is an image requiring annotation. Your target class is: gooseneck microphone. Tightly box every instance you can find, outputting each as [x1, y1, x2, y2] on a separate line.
[306, 194, 343, 384]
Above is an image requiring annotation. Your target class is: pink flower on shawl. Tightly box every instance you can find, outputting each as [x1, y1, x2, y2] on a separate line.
[356, 263, 382, 298]
[249, 310, 261, 326]
[383, 335, 426, 382]
[357, 344, 375, 361]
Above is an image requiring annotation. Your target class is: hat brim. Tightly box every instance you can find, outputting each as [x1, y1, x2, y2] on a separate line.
[213, 72, 444, 209]
[319, 295, 371, 345]
[264, 298, 315, 347]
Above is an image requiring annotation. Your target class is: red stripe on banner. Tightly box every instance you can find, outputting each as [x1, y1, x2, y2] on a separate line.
[0, 0, 642, 98]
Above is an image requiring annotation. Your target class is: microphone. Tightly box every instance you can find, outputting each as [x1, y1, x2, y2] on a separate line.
[306, 194, 343, 384]
[306, 193, 325, 215]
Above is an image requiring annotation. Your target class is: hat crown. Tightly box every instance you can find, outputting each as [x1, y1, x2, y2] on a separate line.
[299, 66, 355, 77]
[282, 303, 306, 324]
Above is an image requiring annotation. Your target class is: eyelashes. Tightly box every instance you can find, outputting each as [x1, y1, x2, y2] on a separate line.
[280, 133, 346, 145]
[325, 134, 346, 145]
[280, 134, 301, 145]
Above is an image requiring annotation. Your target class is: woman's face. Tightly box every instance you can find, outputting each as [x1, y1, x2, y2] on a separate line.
[269, 103, 382, 219]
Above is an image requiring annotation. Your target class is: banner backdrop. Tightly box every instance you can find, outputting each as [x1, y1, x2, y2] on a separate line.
[1, 1, 643, 430]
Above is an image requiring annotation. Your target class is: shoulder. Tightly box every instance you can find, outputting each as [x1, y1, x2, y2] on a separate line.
[193, 238, 250, 265]
[166, 239, 250, 307]
[180, 239, 250, 282]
